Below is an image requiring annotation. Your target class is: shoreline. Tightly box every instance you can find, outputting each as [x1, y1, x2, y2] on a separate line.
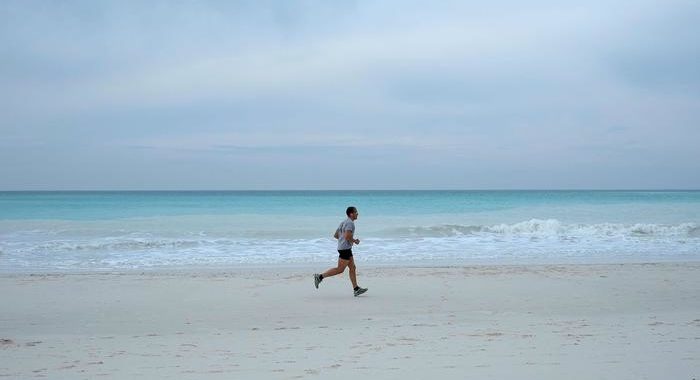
[1, 261, 698, 379]
[2, 258, 700, 277]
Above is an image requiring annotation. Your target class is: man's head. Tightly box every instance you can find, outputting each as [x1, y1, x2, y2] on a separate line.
[346, 206, 358, 220]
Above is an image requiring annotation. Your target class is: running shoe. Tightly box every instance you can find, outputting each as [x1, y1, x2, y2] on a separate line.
[353, 287, 368, 297]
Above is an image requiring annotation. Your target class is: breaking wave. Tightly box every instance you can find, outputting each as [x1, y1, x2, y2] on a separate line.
[1, 219, 698, 272]
[386, 219, 700, 238]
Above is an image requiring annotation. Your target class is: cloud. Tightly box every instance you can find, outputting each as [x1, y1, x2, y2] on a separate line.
[0, 2, 620, 114]
[1, 0, 699, 189]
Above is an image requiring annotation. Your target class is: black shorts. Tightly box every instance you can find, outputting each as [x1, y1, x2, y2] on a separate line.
[338, 249, 353, 260]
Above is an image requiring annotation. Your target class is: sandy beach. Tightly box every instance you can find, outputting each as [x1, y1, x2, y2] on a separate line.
[1, 262, 699, 379]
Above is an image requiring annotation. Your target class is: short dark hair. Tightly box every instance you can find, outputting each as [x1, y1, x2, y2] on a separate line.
[346, 206, 357, 216]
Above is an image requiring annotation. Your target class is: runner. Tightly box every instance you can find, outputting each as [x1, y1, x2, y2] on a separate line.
[314, 206, 368, 297]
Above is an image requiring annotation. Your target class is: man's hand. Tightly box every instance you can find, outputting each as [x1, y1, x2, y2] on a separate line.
[354, 239, 360, 245]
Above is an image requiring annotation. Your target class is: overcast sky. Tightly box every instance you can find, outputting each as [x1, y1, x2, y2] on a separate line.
[1, 0, 698, 190]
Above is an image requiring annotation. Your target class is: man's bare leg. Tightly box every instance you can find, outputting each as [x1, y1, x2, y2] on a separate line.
[321, 258, 349, 278]
[348, 257, 358, 289]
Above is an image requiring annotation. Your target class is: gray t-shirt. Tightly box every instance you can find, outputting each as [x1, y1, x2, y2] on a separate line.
[336, 218, 355, 250]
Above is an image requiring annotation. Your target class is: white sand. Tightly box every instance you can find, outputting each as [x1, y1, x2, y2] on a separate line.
[1, 262, 699, 379]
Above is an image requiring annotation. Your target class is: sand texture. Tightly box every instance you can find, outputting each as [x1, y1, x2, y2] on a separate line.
[1, 263, 699, 379]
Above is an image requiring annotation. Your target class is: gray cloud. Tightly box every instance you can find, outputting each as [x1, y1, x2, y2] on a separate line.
[1, 0, 698, 189]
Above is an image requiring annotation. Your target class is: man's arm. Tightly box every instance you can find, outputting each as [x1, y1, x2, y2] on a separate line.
[344, 230, 359, 245]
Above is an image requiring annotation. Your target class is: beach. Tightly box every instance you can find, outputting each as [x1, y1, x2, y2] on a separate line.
[1, 262, 698, 379]
[3, 0, 700, 376]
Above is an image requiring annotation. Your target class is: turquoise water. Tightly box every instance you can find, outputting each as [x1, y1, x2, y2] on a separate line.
[2, 190, 699, 220]
[1, 191, 699, 272]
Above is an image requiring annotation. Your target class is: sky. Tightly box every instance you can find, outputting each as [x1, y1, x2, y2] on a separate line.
[1, 0, 699, 190]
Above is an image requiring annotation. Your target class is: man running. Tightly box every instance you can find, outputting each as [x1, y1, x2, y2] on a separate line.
[314, 206, 368, 297]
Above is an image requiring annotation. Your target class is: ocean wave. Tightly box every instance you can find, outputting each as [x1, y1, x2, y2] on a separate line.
[32, 238, 210, 252]
[385, 219, 699, 238]
[1, 221, 699, 272]
[19, 237, 331, 254]
[2, 220, 697, 263]
[14, 220, 700, 254]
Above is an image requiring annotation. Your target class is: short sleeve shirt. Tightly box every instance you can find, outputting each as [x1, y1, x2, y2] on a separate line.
[336, 218, 355, 250]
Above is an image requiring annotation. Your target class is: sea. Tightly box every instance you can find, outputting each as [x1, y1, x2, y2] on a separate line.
[1, 191, 699, 273]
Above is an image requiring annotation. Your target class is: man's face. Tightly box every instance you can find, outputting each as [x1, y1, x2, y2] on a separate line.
[350, 210, 359, 220]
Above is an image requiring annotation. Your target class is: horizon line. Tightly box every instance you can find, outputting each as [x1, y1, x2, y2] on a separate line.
[1, 189, 699, 192]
